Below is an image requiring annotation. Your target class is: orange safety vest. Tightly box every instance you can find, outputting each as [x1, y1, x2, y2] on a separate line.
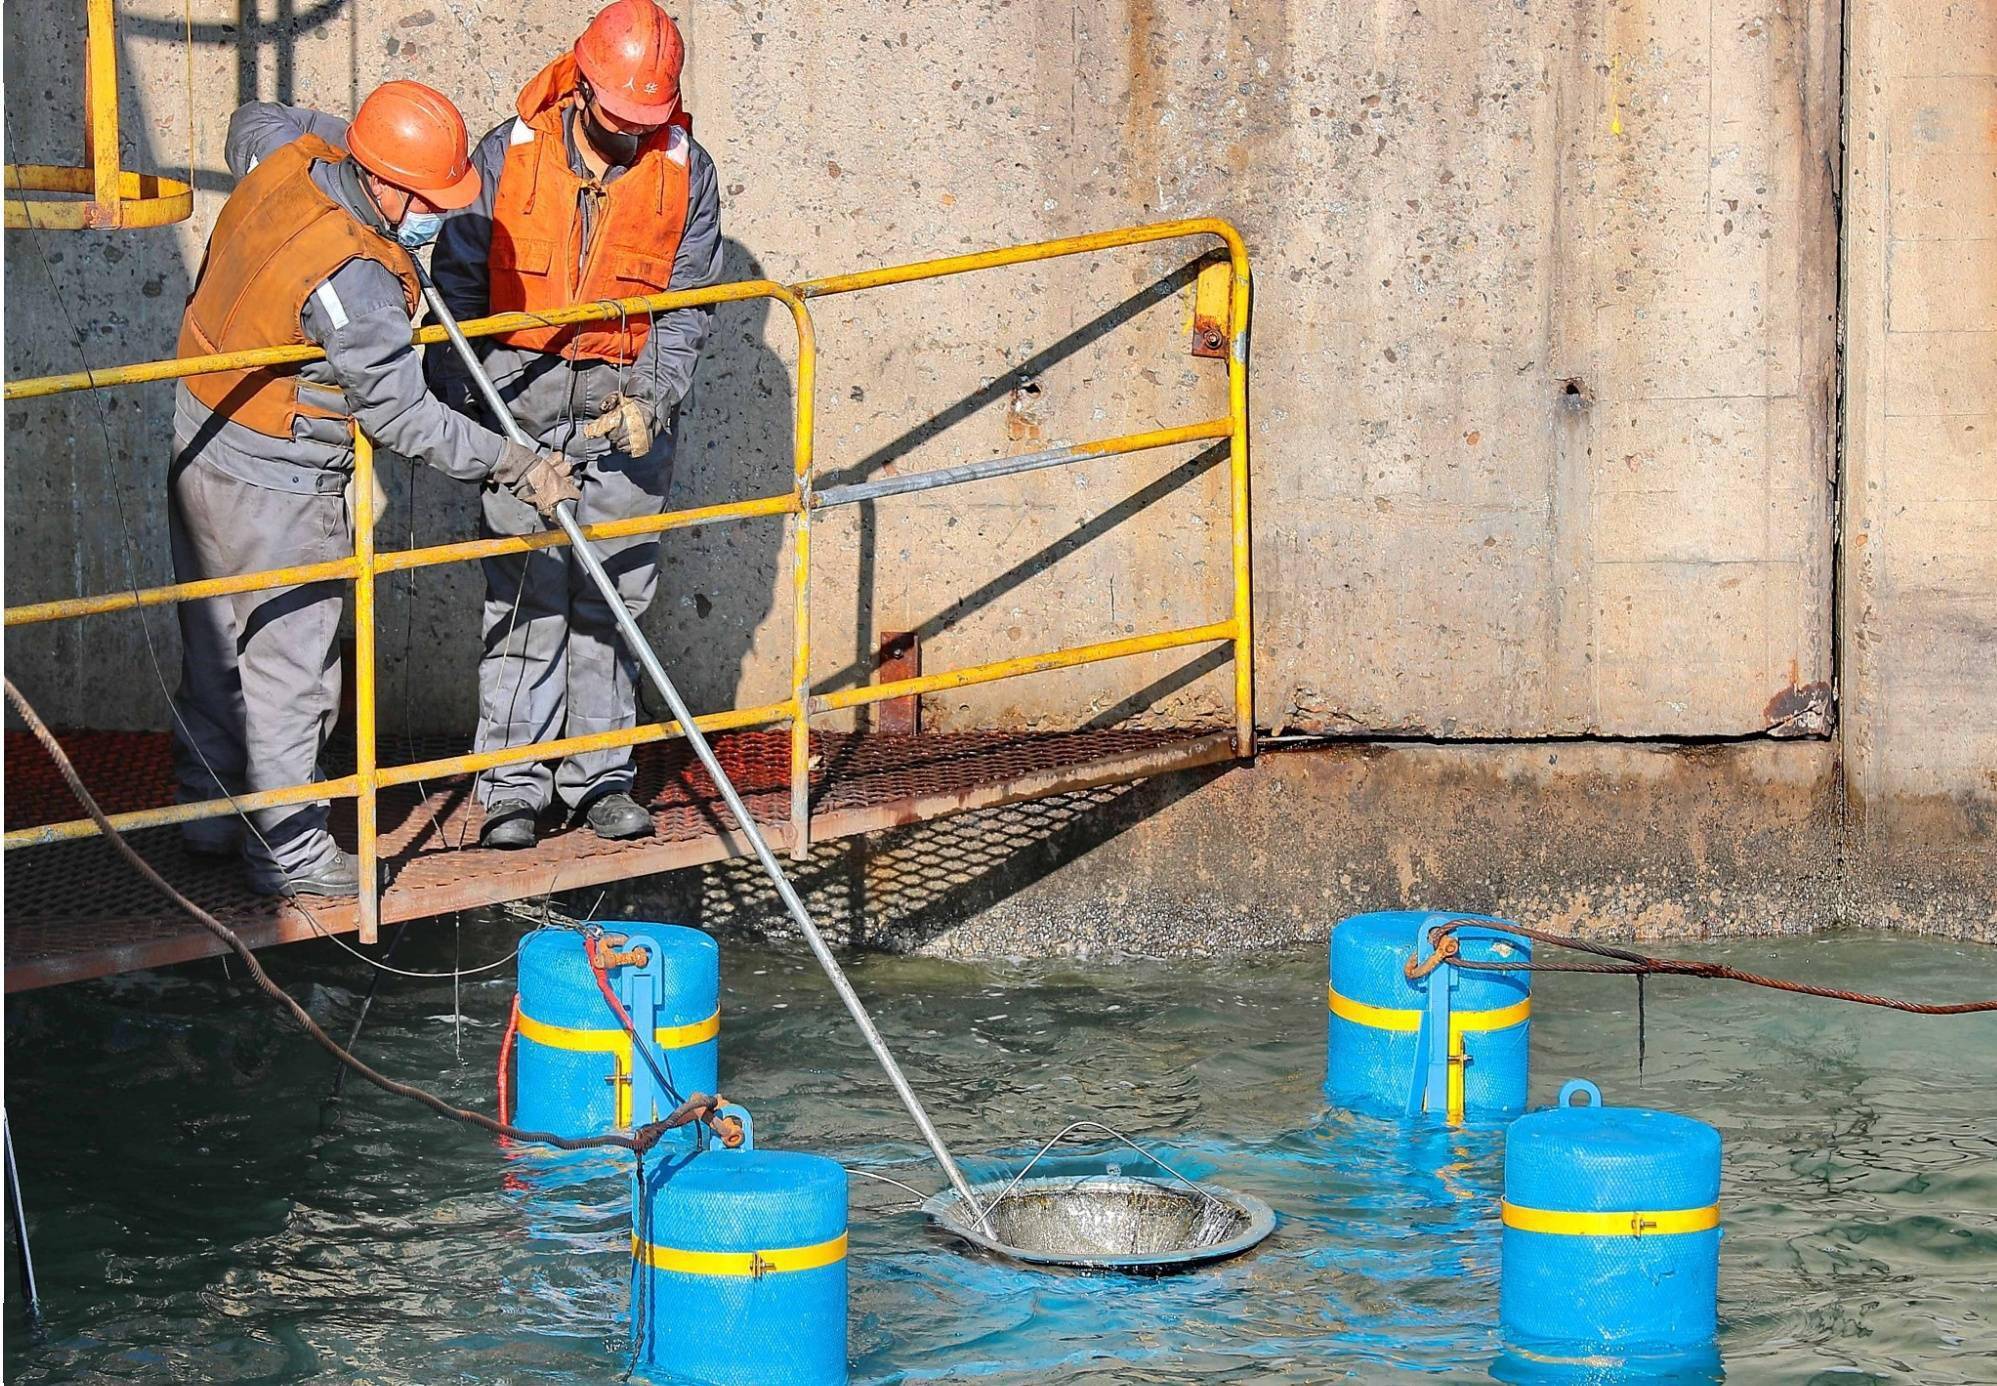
[487, 54, 692, 364]
[177, 134, 420, 440]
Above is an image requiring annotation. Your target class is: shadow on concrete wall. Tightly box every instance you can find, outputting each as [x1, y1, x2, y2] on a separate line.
[634, 236, 793, 721]
[123, 0, 352, 193]
[825, 255, 1224, 716]
[629, 762, 1235, 953]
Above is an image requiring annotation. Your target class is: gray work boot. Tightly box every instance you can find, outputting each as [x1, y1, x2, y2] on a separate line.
[480, 799, 540, 850]
[581, 791, 655, 841]
[249, 850, 361, 899]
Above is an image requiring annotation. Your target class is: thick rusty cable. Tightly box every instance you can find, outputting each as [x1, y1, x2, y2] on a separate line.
[4, 676, 670, 1155]
[1421, 918, 1997, 1016]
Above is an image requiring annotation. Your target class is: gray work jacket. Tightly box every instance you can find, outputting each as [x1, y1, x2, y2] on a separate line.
[173, 102, 512, 495]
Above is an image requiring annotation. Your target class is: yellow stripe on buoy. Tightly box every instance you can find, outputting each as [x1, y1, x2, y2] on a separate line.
[1327, 987, 1423, 1032]
[632, 1231, 848, 1277]
[1325, 987, 1530, 1035]
[1500, 1200, 1719, 1237]
[516, 1008, 721, 1127]
[1327, 987, 1530, 1125]
[651, 1010, 722, 1048]
[517, 1011, 629, 1053]
[517, 1008, 721, 1052]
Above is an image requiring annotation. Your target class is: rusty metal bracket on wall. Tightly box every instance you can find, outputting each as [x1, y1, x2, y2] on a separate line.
[1190, 259, 1232, 359]
[4, 0, 193, 230]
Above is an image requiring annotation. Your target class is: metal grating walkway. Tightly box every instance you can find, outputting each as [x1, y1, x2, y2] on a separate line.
[3, 725, 1235, 991]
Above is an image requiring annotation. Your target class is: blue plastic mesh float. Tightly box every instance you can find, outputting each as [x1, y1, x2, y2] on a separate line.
[1501, 1079, 1723, 1360]
[514, 924, 720, 1139]
[1325, 909, 1533, 1124]
[633, 1112, 848, 1385]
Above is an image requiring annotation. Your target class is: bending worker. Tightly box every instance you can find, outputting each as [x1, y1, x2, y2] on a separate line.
[172, 84, 578, 897]
[428, 0, 724, 850]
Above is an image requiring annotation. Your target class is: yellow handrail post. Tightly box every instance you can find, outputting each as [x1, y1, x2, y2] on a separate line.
[352, 429, 381, 944]
[1222, 230, 1255, 757]
[786, 296, 819, 859]
[83, 0, 119, 212]
[3, 224, 1255, 886]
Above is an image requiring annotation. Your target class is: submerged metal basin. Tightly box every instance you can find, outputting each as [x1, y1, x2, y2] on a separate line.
[924, 1174, 1275, 1272]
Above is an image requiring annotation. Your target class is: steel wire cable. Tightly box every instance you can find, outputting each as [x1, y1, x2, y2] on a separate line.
[1419, 917, 1997, 1015]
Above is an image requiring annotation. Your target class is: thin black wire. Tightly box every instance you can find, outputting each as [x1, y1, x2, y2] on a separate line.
[1636, 973, 1647, 1086]
[327, 920, 410, 1101]
[8, 675, 666, 1156]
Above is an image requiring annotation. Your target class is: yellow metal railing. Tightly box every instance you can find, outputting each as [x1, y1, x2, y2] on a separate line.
[2, 218, 1253, 941]
[3, 0, 194, 230]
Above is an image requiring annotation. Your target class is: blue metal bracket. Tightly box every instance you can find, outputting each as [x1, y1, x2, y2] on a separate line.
[617, 932, 669, 1128]
[1410, 912, 1457, 1121]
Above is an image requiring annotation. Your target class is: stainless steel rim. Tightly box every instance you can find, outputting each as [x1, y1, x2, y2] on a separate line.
[923, 1174, 1276, 1272]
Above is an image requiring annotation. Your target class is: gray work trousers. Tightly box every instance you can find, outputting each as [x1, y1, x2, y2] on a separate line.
[474, 422, 674, 813]
[169, 454, 349, 884]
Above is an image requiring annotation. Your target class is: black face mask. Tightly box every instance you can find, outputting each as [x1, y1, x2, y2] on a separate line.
[579, 99, 644, 168]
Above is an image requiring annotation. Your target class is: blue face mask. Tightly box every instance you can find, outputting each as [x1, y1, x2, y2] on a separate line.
[396, 211, 445, 248]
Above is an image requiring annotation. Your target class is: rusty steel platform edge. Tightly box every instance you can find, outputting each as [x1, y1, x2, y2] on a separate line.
[3, 732, 1238, 992]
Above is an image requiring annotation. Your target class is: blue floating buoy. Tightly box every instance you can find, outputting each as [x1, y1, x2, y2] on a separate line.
[632, 1112, 848, 1385]
[511, 925, 720, 1138]
[1500, 1079, 1723, 1359]
[1324, 910, 1532, 1124]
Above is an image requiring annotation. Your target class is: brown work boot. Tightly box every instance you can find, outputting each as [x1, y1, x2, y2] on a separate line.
[248, 850, 360, 898]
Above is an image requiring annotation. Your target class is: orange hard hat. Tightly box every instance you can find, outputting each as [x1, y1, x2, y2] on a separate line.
[574, 0, 684, 126]
[345, 80, 481, 210]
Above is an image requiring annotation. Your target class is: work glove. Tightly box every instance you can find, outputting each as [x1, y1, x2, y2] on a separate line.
[492, 440, 581, 521]
[581, 391, 656, 457]
[342, 467, 390, 534]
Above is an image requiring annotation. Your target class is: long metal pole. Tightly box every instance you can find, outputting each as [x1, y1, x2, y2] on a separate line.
[3, 1109, 46, 1342]
[414, 270, 986, 1222]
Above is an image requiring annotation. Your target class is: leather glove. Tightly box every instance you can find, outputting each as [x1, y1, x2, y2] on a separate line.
[492, 440, 580, 521]
[581, 391, 656, 457]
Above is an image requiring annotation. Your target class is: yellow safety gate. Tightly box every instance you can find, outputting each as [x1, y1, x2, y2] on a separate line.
[2, 219, 1253, 943]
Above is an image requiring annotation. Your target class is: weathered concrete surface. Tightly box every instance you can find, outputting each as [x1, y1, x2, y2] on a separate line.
[623, 739, 1899, 954]
[6, 0, 1836, 740]
[1840, 0, 1997, 930]
[2, 1, 1989, 933]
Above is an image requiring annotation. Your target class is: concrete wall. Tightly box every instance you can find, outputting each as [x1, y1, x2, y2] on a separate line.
[5, 0, 1838, 737]
[642, 739, 1853, 953]
[2, 1, 1991, 933]
[1840, 0, 1997, 928]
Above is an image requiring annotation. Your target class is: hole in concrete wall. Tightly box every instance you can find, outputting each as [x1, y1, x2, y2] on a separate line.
[1008, 378, 1046, 441]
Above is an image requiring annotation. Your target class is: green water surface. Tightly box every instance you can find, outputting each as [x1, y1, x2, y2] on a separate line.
[4, 928, 1994, 1382]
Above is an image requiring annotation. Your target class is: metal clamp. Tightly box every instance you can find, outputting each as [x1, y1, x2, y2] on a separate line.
[714, 1103, 754, 1151]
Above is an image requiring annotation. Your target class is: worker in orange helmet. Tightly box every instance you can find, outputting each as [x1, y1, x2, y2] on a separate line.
[429, 0, 724, 850]
[170, 82, 579, 898]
